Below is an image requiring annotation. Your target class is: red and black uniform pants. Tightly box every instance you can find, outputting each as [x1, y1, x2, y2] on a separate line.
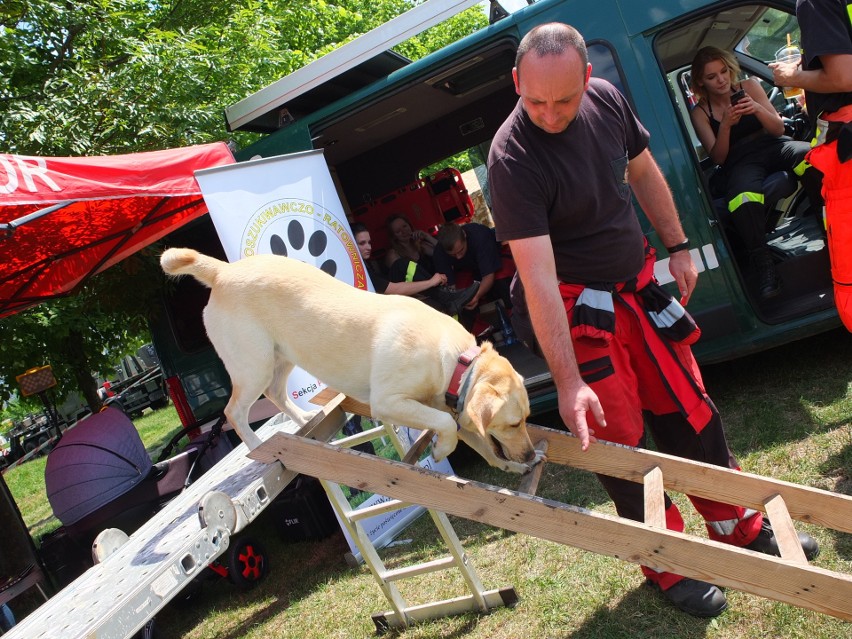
[570, 291, 763, 590]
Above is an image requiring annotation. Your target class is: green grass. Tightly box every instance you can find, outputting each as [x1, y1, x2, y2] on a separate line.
[5, 328, 852, 637]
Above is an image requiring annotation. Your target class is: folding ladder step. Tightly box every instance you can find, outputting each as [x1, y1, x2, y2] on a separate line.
[306, 391, 515, 631]
[348, 498, 411, 522]
[380, 556, 458, 581]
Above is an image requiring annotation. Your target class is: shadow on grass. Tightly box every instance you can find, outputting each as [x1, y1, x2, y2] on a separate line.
[818, 437, 852, 560]
[154, 515, 355, 639]
[566, 584, 714, 639]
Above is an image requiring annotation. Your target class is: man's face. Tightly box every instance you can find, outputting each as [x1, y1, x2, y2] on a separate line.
[513, 48, 591, 134]
[447, 236, 467, 260]
[355, 231, 372, 260]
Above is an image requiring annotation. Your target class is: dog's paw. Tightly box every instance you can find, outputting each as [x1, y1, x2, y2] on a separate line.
[531, 450, 547, 466]
[503, 452, 546, 475]
[431, 433, 457, 462]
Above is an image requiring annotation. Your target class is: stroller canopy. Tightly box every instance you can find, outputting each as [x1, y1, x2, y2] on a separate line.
[45, 407, 153, 526]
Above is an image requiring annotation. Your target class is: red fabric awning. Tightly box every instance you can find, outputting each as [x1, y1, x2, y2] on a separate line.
[0, 143, 235, 318]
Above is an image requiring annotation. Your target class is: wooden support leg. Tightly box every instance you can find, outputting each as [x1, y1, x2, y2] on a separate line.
[517, 440, 549, 496]
[402, 429, 435, 465]
[764, 494, 808, 564]
[643, 466, 666, 529]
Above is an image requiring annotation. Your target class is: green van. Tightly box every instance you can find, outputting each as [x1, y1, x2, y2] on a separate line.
[155, 0, 837, 428]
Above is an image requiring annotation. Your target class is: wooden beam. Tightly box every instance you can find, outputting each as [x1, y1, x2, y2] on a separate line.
[306, 393, 852, 533]
[248, 392, 346, 464]
[528, 423, 852, 534]
[311, 387, 371, 417]
[254, 432, 852, 621]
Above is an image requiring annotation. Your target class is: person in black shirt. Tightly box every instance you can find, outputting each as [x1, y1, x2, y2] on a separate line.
[351, 223, 478, 316]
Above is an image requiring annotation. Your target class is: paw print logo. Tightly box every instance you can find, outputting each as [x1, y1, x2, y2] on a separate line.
[266, 219, 347, 279]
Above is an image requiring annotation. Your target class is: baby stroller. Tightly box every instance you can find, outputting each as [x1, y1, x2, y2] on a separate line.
[42, 407, 269, 594]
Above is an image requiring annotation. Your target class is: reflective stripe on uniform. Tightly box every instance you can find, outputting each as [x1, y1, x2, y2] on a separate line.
[647, 297, 686, 330]
[706, 508, 759, 537]
[405, 260, 417, 282]
[728, 191, 765, 212]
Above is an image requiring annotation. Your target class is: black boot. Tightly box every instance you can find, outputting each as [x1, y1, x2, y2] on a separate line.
[648, 578, 728, 617]
[427, 281, 480, 316]
[750, 248, 780, 299]
[744, 517, 820, 561]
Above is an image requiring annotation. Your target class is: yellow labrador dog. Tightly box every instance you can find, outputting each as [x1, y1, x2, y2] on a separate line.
[161, 248, 539, 473]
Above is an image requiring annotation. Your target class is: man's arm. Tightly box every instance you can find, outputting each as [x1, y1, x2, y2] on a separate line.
[385, 272, 446, 296]
[628, 148, 698, 305]
[509, 235, 605, 450]
[772, 53, 852, 95]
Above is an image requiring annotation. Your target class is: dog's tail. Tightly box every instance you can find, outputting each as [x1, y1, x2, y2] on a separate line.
[160, 247, 223, 288]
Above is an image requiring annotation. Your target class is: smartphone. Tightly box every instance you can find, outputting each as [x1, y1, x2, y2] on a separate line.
[730, 89, 746, 105]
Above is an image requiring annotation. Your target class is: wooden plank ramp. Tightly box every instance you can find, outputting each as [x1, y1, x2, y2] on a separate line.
[249, 391, 852, 623]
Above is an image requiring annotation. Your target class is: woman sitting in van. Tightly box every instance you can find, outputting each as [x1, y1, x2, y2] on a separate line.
[689, 46, 822, 300]
[384, 213, 438, 281]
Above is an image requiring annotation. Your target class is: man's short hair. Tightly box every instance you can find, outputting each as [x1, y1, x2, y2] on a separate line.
[436, 223, 465, 252]
[516, 22, 588, 78]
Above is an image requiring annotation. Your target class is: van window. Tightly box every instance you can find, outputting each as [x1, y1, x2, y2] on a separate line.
[588, 41, 626, 97]
[734, 8, 800, 64]
[159, 217, 228, 354]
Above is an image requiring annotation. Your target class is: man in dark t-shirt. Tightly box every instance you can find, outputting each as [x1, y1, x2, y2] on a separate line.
[433, 223, 512, 329]
[489, 22, 817, 618]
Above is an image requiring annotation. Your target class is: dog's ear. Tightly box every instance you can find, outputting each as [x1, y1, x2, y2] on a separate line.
[465, 382, 505, 437]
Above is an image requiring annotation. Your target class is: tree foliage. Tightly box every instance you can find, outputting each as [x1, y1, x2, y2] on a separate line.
[0, 0, 487, 413]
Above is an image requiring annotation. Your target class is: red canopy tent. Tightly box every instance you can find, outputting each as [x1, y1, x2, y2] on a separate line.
[0, 142, 235, 318]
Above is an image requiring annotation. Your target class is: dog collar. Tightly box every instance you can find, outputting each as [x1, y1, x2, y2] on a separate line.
[445, 345, 481, 412]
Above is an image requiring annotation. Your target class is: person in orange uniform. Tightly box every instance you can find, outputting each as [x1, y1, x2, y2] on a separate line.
[772, 0, 852, 329]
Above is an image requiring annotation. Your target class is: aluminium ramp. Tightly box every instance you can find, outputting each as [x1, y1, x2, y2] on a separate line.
[4, 398, 347, 639]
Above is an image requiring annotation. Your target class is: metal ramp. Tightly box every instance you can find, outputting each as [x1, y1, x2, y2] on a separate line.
[313, 393, 517, 631]
[3, 397, 349, 639]
[250, 393, 852, 624]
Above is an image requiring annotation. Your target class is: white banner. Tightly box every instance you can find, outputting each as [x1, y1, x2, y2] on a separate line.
[195, 150, 371, 411]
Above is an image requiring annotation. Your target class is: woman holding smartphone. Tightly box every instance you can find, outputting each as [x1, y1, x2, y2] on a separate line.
[689, 46, 822, 300]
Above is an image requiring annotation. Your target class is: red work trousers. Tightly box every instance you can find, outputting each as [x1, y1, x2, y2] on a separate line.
[569, 291, 763, 590]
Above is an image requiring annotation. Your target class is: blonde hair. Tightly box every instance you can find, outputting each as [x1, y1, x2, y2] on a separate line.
[689, 46, 743, 101]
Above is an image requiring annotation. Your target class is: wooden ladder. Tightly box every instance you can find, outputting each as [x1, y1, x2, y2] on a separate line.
[249, 391, 852, 623]
[308, 390, 517, 631]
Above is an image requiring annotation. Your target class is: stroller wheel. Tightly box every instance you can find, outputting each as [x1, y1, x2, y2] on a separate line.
[227, 535, 269, 589]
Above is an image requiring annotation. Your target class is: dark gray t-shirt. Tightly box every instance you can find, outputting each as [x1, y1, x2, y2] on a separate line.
[488, 77, 649, 284]
[797, 0, 852, 118]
